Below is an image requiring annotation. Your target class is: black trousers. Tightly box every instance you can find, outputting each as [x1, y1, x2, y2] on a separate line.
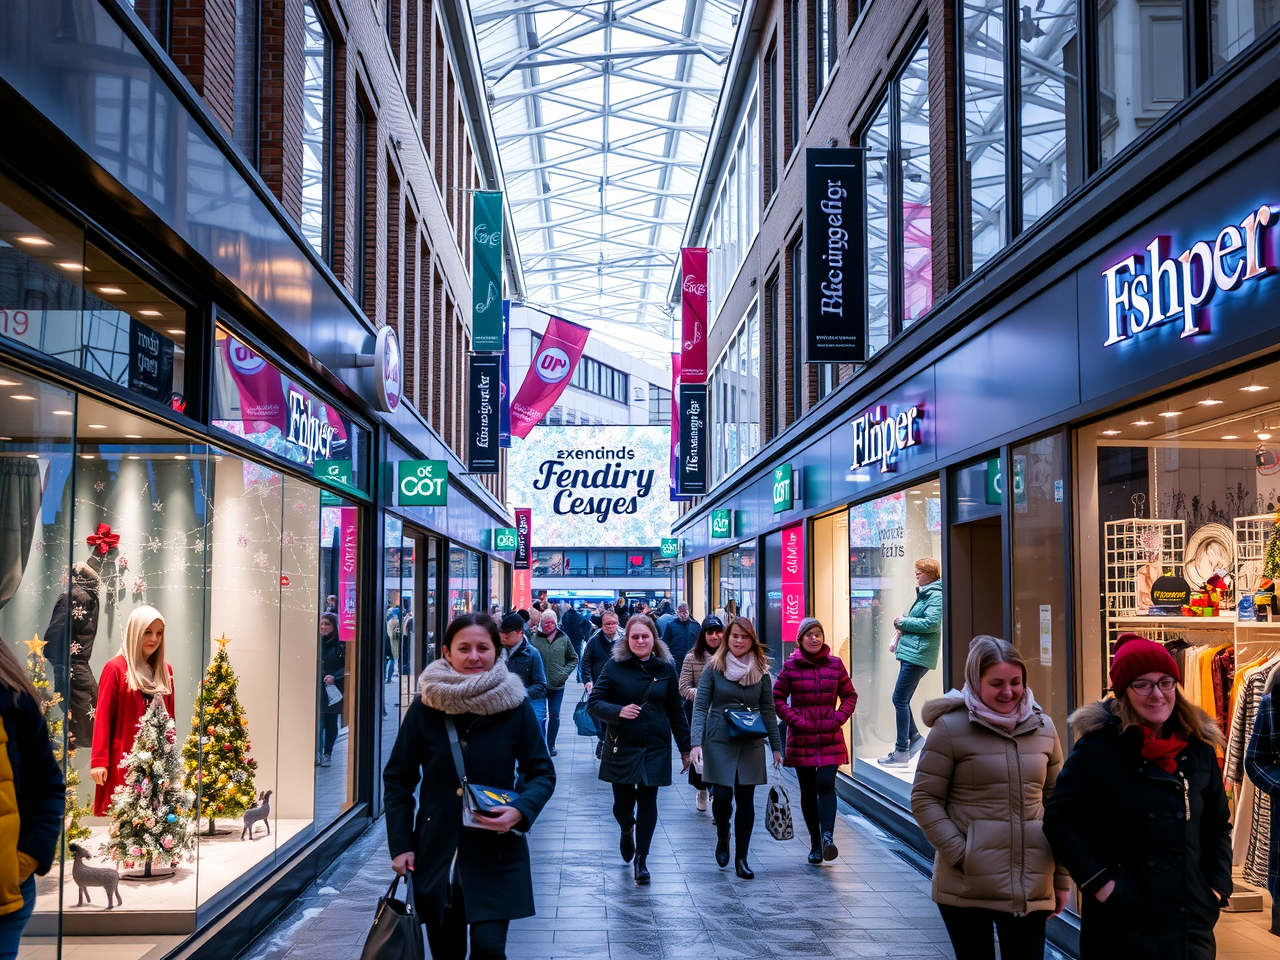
[711, 777, 756, 857]
[936, 904, 1048, 960]
[424, 882, 510, 960]
[611, 784, 660, 857]
[795, 765, 838, 846]
[319, 713, 339, 754]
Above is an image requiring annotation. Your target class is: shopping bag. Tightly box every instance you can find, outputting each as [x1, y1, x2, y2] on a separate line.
[765, 781, 794, 841]
[359, 873, 424, 960]
[573, 692, 597, 737]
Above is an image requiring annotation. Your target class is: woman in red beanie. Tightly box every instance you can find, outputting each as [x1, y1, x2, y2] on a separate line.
[1043, 633, 1232, 960]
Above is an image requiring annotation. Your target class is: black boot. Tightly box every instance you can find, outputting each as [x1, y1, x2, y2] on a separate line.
[807, 843, 823, 865]
[620, 826, 635, 863]
[734, 855, 754, 879]
[821, 830, 839, 861]
[633, 854, 650, 884]
[714, 822, 730, 868]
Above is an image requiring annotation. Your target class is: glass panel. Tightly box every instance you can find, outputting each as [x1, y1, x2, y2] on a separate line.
[301, 0, 331, 262]
[316, 494, 358, 828]
[865, 100, 891, 355]
[130, 0, 171, 49]
[900, 34, 932, 327]
[234, 0, 260, 163]
[814, 511, 852, 766]
[961, 0, 1008, 272]
[1211, 0, 1280, 73]
[1096, 0, 1184, 164]
[424, 539, 439, 664]
[449, 546, 480, 617]
[1021, 1, 1080, 229]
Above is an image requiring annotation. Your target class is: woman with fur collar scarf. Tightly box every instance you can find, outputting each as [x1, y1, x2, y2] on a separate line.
[384, 613, 555, 960]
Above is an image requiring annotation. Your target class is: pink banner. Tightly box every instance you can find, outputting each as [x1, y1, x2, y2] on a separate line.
[680, 248, 707, 384]
[513, 569, 532, 613]
[221, 336, 288, 430]
[669, 352, 681, 499]
[781, 522, 805, 646]
[510, 316, 591, 438]
[339, 506, 359, 643]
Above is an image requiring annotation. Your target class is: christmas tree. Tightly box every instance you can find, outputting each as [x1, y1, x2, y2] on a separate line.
[102, 696, 195, 876]
[182, 634, 257, 833]
[24, 636, 91, 852]
[1265, 512, 1280, 581]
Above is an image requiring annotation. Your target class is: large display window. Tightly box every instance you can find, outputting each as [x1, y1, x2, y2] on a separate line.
[449, 546, 481, 619]
[712, 544, 757, 621]
[0, 358, 360, 951]
[845, 482, 943, 803]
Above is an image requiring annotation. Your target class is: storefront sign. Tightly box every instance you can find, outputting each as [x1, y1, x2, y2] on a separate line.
[670, 351, 688, 501]
[128, 318, 175, 401]
[711, 509, 733, 539]
[286, 389, 338, 465]
[985, 456, 1026, 505]
[681, 248, 708, 383]
[805, 148, 868, 363]
[468, 354, 502, 474]
[510, 316, 591, 438]
[374, 325, 403, 413]
[499, 300, 512, 447]
[1102, 203, 1274, 346]
[772, 463, 794, 513]
[472, 191, 505, 351]
[494, 528, 518, 551]
[514, 507, 532, 569]
[851, 404, 923, 473]
[338, 506, 359, 643]
[781, 523, 805, 645]
[397, 460, 448, 506]
[678, 383, 708, 495]
[660, 537, 680, 559]
[315, 459, 354, 489]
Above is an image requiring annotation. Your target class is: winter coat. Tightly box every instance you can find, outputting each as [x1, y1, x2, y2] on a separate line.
[0, 687, 64, 916]
[678, 651, 711, 702]
[910, 694, 1068, 914]
[772, 645, 856, 767]
[661, 617, 699, 672]
[588, 639, 691, 786]
[382, 695, 555, 925]
[690, 665, 782, 787]
[1244, 678, 1280, 898]
[559, 608, 591, 647]
[580, 629, 621, 685]
[1043, 700, 1232, 960]
[44, 563, 101, 666]
[503, 640, 547, 700]
[528, 628, 578, 690]
[895, 580, 942, 669]
[91, 655, 176, 816]
[319, 635, 346, 715]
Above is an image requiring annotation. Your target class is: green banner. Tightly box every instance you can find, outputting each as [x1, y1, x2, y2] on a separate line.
[660, 538, 680, 559]
[711, 509, 733, 539]
[494, 528, 518, 551]
[772, 464, 793, 513]
[472, 191, 504, 351]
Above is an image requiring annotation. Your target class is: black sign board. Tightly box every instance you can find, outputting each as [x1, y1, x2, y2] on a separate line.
[467, 354, 502, 474]
[1149, 575, 1192, 613]
[804, 148, 867, 364]
[514, 507, 531, 570]
[677, 383, 708, 496]
[129, 318, 175, 401]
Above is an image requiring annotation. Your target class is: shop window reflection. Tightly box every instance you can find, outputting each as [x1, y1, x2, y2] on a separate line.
[450, 546, 480, 618]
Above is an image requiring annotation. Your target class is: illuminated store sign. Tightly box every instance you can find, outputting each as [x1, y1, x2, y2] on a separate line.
[1103, 203, 1274, 346]
[397, 460, 448, 506]
[286, 389, 336, 465]
[851, 404, 924, 473]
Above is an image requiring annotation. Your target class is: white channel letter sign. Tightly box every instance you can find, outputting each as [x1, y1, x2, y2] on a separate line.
[851, 404, 923, 473]
[285, 389, 336, 465]
[1102, 204, 1274, 346]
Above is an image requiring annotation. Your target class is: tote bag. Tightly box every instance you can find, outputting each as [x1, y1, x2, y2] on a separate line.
[359, 873, 424, 960]
[573, 691, 597, 736]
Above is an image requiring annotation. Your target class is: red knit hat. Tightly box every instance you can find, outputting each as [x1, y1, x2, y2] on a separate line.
[1109, 633, 1180, 694]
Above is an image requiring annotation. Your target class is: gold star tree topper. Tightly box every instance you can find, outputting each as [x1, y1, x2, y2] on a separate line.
[25, 635, 47, 658]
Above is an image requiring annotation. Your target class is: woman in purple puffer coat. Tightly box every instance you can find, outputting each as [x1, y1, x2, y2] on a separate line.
[773, 617, 857, 865]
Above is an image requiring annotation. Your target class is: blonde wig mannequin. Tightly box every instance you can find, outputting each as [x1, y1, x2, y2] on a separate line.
[122, 605, 171, 696]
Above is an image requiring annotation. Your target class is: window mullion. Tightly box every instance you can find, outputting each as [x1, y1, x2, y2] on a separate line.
[890, 77, 905, 338]
[1005, 0, 1023, 240]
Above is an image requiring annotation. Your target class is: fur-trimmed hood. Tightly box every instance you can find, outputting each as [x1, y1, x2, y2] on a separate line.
[1070, 696, 1223, 747]
[417, 658, 528, 715]
[922, 692, 1046, 736]
[610, 635, 674, 664]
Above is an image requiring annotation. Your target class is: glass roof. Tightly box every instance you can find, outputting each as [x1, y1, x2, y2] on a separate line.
[472, 0, 738, 358]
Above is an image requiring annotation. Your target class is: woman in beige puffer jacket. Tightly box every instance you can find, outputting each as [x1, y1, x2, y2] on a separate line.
[910, 636, 1069, 960]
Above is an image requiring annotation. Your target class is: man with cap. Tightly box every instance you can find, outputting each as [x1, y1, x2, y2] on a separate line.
[661, 602, 699, 675]
[499, 613, 547, 733]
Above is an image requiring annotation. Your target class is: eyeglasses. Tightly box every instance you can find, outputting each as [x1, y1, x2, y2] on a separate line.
[1129, 677, 1177, 696]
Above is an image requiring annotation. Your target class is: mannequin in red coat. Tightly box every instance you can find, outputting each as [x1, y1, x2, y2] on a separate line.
[91, 605, 176, 816]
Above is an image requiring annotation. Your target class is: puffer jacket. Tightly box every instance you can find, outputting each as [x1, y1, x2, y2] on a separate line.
[896, 580, 942, 669]
[910, 694, 1068, 915]
[772, 645, 856, 767]
[0, 687, 65, 916]
[678, 651, 710, 701]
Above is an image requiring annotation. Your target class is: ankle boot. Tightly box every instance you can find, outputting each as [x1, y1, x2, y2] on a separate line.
[714, 821, 730, 868]
[633, 854, 650, 884]
[734, 855, 754, 879]
[619, 825, 635, 864]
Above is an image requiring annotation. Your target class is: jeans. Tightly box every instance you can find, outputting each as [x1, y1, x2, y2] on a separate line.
[795, 765, 839, 846]
[423, 881, 510, 960]
[612, 784, 660, 857]
[936, 904, 1048, 960]
[0, 877, 35, 960]
[544, 687, 565, 749]
[711, 776, 756, 858]
[530, 696, 547, 733]
[891, 661, 929, 751]
[320, 713, 339, 755]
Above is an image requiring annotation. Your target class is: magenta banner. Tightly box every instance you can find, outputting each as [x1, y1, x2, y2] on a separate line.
[339, 506, 359, 643]
[510, 316, 591, 439]
[221, 335, 288, 431]
[670, 352, 687, 501]
[680, 248, 708, 384]
[781, 522, 805, 646]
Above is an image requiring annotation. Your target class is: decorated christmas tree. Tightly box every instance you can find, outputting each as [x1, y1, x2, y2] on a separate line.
[1266, 512, 1280, 581]
[102, 696, 195, 876]
[182, 634, 257, 833]
[24, 636, 91, 852]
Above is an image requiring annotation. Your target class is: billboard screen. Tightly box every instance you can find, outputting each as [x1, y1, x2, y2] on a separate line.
[506, 425, 679, 548]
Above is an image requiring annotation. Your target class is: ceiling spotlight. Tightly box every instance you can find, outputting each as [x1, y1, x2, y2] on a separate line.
[1159, 409, 1181, 418]
[80, 454, 94, 460]
[1131, 418, 1153, 427]
[1222, 435, 1239, 440]
[25, 454, 38, 460]
[55, 261, 83, 271]
[1198, 397, 1223, 406]
[138, 310, 162, 317]
[125, 434, 142, 439]
[1241, 380, 1269, 392]
[175, 455, 188, 461]
[127, 455, 140, 460]
[9, 395, 35, 401]
[166, 329, 183, 336]
[1258, 433, 1273, 441]
[52, 409, 72, 416]
[0, 379, 20, 387]
[88, 423, 107, 429]
[1101, 429, 1122, 436]
[97, 286, 126, 295]
[16, 236, 52, 246]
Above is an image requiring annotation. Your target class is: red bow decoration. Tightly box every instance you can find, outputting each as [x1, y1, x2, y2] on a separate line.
[86, 523, 120, 555]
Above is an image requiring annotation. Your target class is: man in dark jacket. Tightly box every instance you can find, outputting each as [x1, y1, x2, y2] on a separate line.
[579, 611, 624, 758]
[500, 614, 547, 731]
[560, 604, 591, 652]
[660, 602, 699, 673]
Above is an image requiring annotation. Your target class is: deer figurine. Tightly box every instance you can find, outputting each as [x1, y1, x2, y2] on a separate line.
[241, 789, 272, 840]
[69, 844, 122, 909]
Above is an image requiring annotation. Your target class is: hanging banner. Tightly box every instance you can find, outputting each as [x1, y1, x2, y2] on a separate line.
[680, 248, 708, 383]
[677, 382, 708, 495]
[129, 318, 176, 401]
[514, 507, 532, 570]
[472, 191, 504, 351]
[339, 506, 359, 643]
[499, 300, 512, 447]
[509, 316, 591, 438]
[804, 148, 867, 363]
[467, 354, 502, 474]
[670, 351, 689, 501]
[513, 568, 532, 612]
[781, 522, 805, 646]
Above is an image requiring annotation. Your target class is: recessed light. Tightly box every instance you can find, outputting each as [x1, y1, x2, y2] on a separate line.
[0, 437, 9, 441]
[1241, 382, 1269, 393]
[0, 379, 19, 387]
[10, 395, 34, 401]
[175, 455, 187, 461]
[55, 262, 83, 271]
[127, 455, 140, 460]
[125, 434, 142, 439]
[1101, 429, 1122, 436]
[1198, 397, 1223, 406]
[1131, 419, 1153, 426]
[16, 236, 51, 246]
[909, 490, 921, 494]
[80, 454, 94, 460]
[52, 410, 72, 416]
[912, 499, 923, 504]
[26, 454, 39, 460]
[88, 423, 107, 429]
[138, 310, 162, 317]
[97, 286, 125, 295]
[166, 329, 183, 336]
[1159, 410, 1181, 418]
[1221, 435, 1239, 440]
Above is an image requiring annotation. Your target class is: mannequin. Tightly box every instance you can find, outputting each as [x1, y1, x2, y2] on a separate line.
[45, 555, 105, 750]
[91, 605, 176, 816]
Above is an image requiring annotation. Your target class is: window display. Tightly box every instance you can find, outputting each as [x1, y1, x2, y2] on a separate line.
[450, 546, 480, 618]
[713, 545, 756, 622]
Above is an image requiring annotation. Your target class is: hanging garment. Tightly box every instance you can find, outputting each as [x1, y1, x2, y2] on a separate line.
[1211, 646, 1236, 737]
[1226, 656, 1280, 886]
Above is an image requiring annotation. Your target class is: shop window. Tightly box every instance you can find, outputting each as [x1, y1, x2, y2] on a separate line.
[712, 544, 757, 622]
[845, 482, 942, 800]
[1211, 0, 1280, 72]
[234, 0, 260, 165]
[449, 545, 480, 618]
[130, 0, 171, 50]
[689, 558, 707, 620]
[562, 549, 587, 576]
[809, 0, 838, 105]
[301, 0, 333, 263]
[1096, 0, 1185, 164]
[813, 511, 852, 758]
[380, 517, 418, 801]
[708, 305, 761, 488]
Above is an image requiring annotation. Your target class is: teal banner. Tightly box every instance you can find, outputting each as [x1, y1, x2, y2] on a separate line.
[472, 191, 504, 351]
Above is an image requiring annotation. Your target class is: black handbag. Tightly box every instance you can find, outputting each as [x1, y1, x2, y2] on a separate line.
[359, 873, 424, 960]
[573, 691, 596, 736]
[444, 717, 523, 830]
[724, 707, 768, 739]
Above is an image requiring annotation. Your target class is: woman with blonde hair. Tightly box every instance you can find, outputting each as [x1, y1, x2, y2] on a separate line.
[91, 605, 175, 815]
[912, 635, 1067, 959]
[690, 618, 782, 879]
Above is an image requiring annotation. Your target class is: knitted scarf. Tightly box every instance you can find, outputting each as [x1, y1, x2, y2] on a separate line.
[962, 683, 1034, 733]
[723, 651, 765, 687]
[418, 658, 528, 715]
[1140, 726, 1187, 774]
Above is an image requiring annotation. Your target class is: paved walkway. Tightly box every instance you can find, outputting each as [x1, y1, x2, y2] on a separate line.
[239, 681, 1056, 960]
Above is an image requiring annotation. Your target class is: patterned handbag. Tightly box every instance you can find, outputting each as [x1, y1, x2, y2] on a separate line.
[765, 779, 794, 841]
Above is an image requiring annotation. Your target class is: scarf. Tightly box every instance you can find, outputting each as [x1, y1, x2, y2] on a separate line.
[418, 658, 528, 715]
[723, 651, 764, 687]
[962, 683, 1034, 733]
[1140, 726, 1187, 774]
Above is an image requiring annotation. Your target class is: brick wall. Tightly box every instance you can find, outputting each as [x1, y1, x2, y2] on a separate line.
[170, 0, 236, 134]
[258, 0, 305, 222]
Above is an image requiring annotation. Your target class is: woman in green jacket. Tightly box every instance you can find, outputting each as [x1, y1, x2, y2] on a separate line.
[878, 558, 942, 766]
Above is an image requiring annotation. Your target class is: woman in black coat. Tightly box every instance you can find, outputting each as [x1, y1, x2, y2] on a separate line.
[1043, 634, 1231, 960]
[384, 613, 555, 960]
[588, 615, 691, 884]
[316, 613, 345, 767]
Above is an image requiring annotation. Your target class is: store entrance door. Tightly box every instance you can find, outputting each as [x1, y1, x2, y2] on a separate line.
[948, 517, 1005, 678]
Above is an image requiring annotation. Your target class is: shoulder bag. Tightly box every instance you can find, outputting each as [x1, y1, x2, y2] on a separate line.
[764, 778, 794, 841]
[723, 674, 768, 740]
[573, 690, 597, 737]
[359, 873, 424, 960]
[444, 716, 522, 830]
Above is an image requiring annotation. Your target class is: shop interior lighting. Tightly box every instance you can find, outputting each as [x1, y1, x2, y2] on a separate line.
[0, 379, 20, 387]
[1258, 433, 1273, 441]
[16, 236, 51, 246]
[125, 434, 141, 439]
[52, 410, 72, 416]
[1241, 380, 1269, 392]
[1101, 429, 1122, 436]
[97, 286, 125, 295]
[175, 455, 187, 461]
[138, 310, 162, 317]
[55, 262, 83, 271]
[1131, 418, 1154, 426]
[1198, 396, 1223, 406]
[80, 454, 94, 460]
[1159, 409, 1181, 418]
[127, 455, 140, 460]
[87, 423, 106, 429]
[10, 395, 35, 401]
[1222, 435, 1240, 440]
[166, 329, 183, 336]
[0, 437, 10, 442]
[25, 454, 38, 460]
